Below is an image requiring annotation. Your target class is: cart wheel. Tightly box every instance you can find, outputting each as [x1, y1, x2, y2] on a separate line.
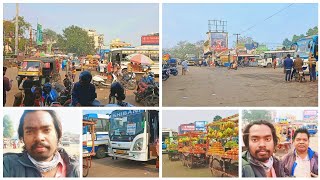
[186, 156, 193, 169]
[182, 155, 186, 166]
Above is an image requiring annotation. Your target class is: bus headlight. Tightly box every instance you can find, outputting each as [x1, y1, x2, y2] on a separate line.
[133, 138, 143, 151]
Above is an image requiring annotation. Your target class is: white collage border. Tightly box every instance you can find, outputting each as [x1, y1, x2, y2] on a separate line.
[0, 0, 319, 180]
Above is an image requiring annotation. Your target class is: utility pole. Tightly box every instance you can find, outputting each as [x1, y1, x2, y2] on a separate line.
[233, 33, 240, 64]
[14, 3, 19, 56]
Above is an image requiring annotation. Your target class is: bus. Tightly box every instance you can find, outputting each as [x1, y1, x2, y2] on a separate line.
[293, 35, 318, 74]
[83, 113, 110, 159]
[258, 50, 295, 67]
[108, 110, 159, 161]
[162, 128, 178, 153]
[109, 47, 159, 75]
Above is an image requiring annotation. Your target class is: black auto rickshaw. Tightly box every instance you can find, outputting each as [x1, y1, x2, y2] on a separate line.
[40, 58, 61, 84]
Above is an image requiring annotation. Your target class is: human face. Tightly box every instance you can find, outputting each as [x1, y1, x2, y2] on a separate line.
[248, 124, 275, 162]
[294, 133, 309, 154]
[23, 111, 58, 162]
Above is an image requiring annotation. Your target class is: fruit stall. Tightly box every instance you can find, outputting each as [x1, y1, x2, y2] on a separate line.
[206, 114, 239, 177]
[165, 136, 180, 161]
[178, 132, 207, 169]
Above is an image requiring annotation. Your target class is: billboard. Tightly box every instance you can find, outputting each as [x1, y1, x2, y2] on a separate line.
[195, 121, 207, 128]
[141, 35, 159, 45]
[210, 32, 228, 51]
[303, 110, 318, 121]
[180, 124, 195, 131]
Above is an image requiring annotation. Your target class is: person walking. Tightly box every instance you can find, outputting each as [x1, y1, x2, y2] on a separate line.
[283, 54, 294, 82]
[308, 53, 317, 82]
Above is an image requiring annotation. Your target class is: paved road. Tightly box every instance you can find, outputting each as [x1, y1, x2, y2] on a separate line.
[162, 154, 212, 177]
[4, 67, 158, 107]
[86, 157, 159, 177]
[163, 66, 318, 106]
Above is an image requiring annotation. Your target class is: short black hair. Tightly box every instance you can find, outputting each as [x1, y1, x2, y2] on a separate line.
[287, 54, 291, 58]
[243, 120, 278, 147]
[18, 110, 62, 141]
[296, 54, 300, 58]
[293, 128, 310, 140]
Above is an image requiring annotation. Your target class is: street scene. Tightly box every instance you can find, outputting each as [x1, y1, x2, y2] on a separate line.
[82, 110, 159, 177]
[242, 110, 318, 177]
[3, 109, 81, 177]
[162, 110, 239, 177]
[162, 3, 318, 107]
[3, 3, 159, 107]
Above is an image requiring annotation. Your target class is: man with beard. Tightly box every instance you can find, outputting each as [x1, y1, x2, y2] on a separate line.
[242, 120, 285, 177]
[3, 110, 79, 177]
[282, 128, 318, 177]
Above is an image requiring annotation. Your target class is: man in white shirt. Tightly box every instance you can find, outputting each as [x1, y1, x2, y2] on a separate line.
[282, 128, 318, 177]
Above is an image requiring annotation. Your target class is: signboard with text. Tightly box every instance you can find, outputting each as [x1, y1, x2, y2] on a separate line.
[210, 32, 228, 51]
[141, 35, 159, 45]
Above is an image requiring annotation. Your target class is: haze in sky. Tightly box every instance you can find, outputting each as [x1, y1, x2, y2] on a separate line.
[3, 109, 82, 139]
[163, 3, 318, 49]
[163, 110, 239, 131]
[3, 3, 159, 47]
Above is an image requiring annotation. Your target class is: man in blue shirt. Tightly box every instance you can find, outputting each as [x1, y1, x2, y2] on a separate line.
[283, 54, 294, 82]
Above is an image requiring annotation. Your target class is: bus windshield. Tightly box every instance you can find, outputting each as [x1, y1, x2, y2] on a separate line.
[109, 112, 145, 142]
[296, 39, 311, 58]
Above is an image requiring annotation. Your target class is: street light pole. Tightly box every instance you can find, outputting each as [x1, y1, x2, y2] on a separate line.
[233, 33, 240, 64]
[15, 3, 19, 56]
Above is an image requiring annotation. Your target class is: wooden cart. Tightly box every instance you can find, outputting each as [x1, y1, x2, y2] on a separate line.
[178, 132, 207, 169]
[206, 114, 239, 177]
[83, 120, 96, 177]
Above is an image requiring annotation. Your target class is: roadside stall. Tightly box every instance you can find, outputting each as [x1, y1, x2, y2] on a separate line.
[83, 120, 96, 177]
[206, 115, 239, 177]
[178, 132, 207, 169]
[165, 136, 179, 161]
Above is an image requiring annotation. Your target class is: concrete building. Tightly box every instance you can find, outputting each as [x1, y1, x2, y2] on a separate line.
[87, 29, 105, 51]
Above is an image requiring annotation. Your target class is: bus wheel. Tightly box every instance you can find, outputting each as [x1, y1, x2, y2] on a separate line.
[96, 146, 107, 159]
[267, 63, 272, 68]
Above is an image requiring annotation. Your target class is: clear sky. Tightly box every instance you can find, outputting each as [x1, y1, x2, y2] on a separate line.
[163, 3, 318, 49]
[3, 109, 82, 139]
[3, 3, 159, 47]
[163, 110, 238, 131]
[83, 110, 112, 115]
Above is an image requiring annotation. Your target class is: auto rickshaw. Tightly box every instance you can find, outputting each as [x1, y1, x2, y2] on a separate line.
[16, 59, 44, 87]
[41, 58, 61, 83]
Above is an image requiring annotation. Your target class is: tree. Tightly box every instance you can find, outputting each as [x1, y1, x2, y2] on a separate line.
[165, 41, 200, 60]
[292, 34, 305, 43]
[3, 16, 31, 54]
[306, 26, 318, 36]
[59, 25, 95, 55]
[242, 110, 272, 123]
[282, 38, 292, 49]
[213, 115, 222, 121]
[43, 28, 58, 44]
[3, 115, 14, 138]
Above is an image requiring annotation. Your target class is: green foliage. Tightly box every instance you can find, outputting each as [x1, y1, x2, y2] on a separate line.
[58, 25, 95, 55]
[213, 115, 222, 121]
[242, 110, 272, 123]
[282, 26, 318, 47]
[164, 41, 202, 60]
[3, 115, 14, 139]
[43, 28, 58, 43]
[282, 38, 292, 49]
[306, 26, 318, 36]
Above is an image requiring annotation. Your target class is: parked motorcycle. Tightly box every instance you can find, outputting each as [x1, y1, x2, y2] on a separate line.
[162, 69, 170, 81]
[92, 75, 111, 88]
[168, 67, 178, 76]
[134, 73, 159, 106]
[119, 72, 137, 90]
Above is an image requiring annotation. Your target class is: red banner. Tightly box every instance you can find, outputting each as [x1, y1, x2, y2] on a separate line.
[141, 35, 159, 45]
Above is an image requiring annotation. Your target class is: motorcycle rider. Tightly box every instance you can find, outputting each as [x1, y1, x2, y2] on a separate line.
[291, 54, 303, 80]
[72, 71, 97, 106]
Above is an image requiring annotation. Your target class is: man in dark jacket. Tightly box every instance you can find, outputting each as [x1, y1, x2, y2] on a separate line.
[242, 120, 285, 177]
[72, 71, 97, 106]
[283, 54, 294, 82]
[282, 128, 318, 177]
[3, 110, 79, 177]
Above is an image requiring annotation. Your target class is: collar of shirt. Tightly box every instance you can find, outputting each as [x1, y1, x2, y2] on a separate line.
[295, 150, 309, 161]
[55, 153, 67, 178]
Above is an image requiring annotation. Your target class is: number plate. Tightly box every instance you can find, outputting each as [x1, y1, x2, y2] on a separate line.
[116, 150, 125, 154]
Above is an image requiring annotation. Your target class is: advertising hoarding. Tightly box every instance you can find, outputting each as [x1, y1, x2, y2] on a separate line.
[210, 32, 228, 51]
[141, 35, 159, 45]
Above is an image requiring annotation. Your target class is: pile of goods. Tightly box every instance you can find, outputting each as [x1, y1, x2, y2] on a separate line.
[207, 142, 225, 156]
[222, 147, 239, 160]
